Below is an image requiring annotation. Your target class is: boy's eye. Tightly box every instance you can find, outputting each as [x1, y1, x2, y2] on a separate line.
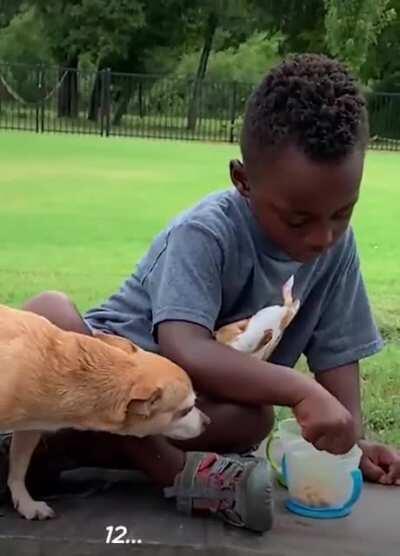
[332, 202, 357, 221]
[286, 219, 308, 229]
[333, 209, 353, 221]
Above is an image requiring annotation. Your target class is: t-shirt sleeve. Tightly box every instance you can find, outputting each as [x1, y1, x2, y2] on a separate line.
[304, 229, 384, 372]
[142, 223, 224, 333]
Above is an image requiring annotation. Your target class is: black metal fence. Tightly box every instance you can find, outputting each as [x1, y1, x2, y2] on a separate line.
[1, 61, 400, 150]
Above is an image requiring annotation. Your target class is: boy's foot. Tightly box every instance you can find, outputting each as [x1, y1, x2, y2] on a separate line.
[164, 451, 273, 533]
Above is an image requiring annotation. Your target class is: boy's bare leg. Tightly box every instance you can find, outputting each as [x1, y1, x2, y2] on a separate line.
[23, 292, 273, 489]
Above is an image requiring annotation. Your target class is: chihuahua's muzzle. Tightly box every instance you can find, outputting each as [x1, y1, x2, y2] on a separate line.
[163, 407, 211, 440]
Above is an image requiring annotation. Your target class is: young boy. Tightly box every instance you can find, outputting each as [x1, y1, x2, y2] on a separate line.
[1, 54, 399, 532]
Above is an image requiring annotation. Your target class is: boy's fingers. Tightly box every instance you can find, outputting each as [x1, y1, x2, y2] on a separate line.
[312, 434, 352, 455]
[378, 474, 392, 485]
[377, 446, 399, 465]
[386, 460, 400, 483]
[300, 425, 321, 446]
[360, 456, 385, 482]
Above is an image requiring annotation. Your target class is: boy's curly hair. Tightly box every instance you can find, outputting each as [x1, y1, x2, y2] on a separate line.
[241, 53, 369, 162]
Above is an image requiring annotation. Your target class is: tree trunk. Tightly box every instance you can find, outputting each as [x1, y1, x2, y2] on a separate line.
[88, 67, 103, 121]
[187, 11, 218, 132]
[57, 56, 79, 118]
[138, 81, 143, 118]
[112, 77, 134, 127]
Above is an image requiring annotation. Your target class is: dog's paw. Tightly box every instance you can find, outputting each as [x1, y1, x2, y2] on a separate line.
[14, 498, 56, 520]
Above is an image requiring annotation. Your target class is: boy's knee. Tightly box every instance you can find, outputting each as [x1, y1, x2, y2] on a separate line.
[24, 290, 69, 310]
[225, 404, 274, 453]
[221, 403, 274, 453]
[23, 291, 90, 334]
[249, 405, 275, 445]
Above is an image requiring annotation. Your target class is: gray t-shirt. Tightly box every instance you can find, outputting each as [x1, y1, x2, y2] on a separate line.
[84, 188, 383, 372]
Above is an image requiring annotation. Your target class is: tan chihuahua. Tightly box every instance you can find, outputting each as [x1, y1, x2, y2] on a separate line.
[0, 304, 209, 520]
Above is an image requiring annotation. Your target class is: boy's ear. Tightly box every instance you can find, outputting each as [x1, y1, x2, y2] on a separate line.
[230, 159, 250, 197]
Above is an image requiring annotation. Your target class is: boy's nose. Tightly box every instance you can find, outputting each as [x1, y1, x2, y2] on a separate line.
[306, 225, 334, 253]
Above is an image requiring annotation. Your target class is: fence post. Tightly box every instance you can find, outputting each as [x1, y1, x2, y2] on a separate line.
[40, 66, 46, 133]
[100, 68, 112, 137]
[35, 65, 41, 133]
[100, 69, 105, 136]
[38, 66, 45, 133]
[229, 81, 237, 143]
[105, 68, 112, 137]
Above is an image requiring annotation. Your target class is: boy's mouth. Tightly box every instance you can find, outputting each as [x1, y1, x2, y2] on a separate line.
[291, 247, 328, 263]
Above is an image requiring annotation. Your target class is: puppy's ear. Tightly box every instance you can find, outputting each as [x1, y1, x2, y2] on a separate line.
[280, 299, 301, 331]
[94, 332, 139, 355]
[214, 319, 250, 345]
[236, 319, 250, 333]
[127, 385, 163, 417]
[254, 328, 273, 352]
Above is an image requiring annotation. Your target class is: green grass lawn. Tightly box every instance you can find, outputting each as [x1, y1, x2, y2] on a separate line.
[1, 131, 399, 445]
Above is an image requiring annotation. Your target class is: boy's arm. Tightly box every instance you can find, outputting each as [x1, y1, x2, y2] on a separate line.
[157, 320, 356, 455]
[317, 363, 400, 484]
[317, 363, 363, 437]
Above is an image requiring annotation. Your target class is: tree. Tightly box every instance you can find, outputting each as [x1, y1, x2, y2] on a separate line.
[186, 9, 219, 131]
[33, 0, 144, 117]
[104, 0, 198, 126]
[324, 0, 396, 74]
[0, 5, 53, 115]
[175, 31, 283, 84]
[34, 0, 144, 66]
[186, 0, 250, 131]
[249, 0, 327, 54]
[171, 31, 281, 135]
[0, 0, 25, 28]
[0, 6, 52, 68]
[365, 0, 400, 90]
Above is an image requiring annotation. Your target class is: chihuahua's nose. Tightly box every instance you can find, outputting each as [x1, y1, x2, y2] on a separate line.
[199, 409, 212, 426]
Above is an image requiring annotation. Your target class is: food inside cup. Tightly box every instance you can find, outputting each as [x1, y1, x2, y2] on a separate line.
[291, 482, 334, 508]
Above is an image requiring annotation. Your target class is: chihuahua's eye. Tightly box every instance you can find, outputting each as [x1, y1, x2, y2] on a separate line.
[177, 406, 193, 418]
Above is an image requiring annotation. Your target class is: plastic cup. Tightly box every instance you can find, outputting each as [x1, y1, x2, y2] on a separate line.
[266, 418, 302, 486]
[283, 438, 363, 518]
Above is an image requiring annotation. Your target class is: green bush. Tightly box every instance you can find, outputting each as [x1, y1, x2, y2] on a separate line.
[0, 8, 53, 104]
[175, 31, 283, 85]
[0, 8, 53, 68]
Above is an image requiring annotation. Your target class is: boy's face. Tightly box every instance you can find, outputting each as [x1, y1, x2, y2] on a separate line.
[230, 144, 364, 263]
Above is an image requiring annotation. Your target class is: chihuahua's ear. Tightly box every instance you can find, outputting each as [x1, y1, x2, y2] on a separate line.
[214, 318, 250, 345]
[282, 275, 295, 306]
[127, 385, 163, 417]
[254, 329, 274, 352]
[236, 319, 250, 333]
[94, 332, 140, 355]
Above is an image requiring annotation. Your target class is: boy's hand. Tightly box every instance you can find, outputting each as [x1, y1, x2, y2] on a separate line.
[293, 385, 357, 455]
[359, 440, 400, 485]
